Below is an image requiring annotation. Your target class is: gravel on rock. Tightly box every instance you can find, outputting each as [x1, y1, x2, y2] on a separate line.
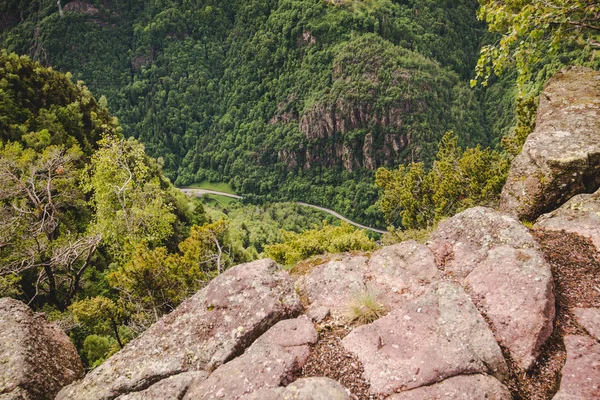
[299, 323, 383, 400]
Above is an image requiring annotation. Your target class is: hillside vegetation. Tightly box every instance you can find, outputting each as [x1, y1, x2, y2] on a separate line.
[0, 0, 504, 226]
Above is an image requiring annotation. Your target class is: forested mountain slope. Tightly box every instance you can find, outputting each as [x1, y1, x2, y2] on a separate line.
[0, 0, 506, 225]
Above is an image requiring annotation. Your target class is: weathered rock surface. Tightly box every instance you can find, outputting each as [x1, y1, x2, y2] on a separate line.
[341, 282, 508, 396]
[241, 377, 350, 400]
[428, 207, 540, 278]
[302, 242, 439, 318]
[115, 372, 207, 400]
[387, 374, 512, 400]
[553, 335, 600, 400]
[303, 256, 367, 317]
[428, 207, 555, 370]
[306, 305, 330, 323]
[57, 259, 301, 400]
[183, 316, 317, 399]
[573, 307, 600, 340]
[365, 241, 439, 309]
[465, 245, 555, 370]
[536, 188, 600, 251]
[500, 66, 600, 221]
[0, 298, 83, 400]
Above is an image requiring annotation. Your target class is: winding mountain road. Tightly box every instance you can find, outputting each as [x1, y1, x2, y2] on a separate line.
[180, 188, 387, 234]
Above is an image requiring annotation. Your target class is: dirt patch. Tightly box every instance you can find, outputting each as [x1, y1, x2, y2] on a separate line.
[533, 229, 600, 311]
[299, 323, 382, 400]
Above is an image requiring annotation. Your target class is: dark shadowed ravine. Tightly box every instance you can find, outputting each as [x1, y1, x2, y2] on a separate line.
[180, 188, 387, 234]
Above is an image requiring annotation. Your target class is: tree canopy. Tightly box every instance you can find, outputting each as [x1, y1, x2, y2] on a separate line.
[473, 0, 600, 87]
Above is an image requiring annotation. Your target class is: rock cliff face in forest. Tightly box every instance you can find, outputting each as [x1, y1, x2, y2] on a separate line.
[277, 35, 475, 172]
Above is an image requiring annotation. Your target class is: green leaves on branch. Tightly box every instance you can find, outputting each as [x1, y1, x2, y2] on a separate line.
[83, 135, 177, 256]
[472, 0, 600, 88]
[376, 132, 509, 230]
[106, 219, 236, 330]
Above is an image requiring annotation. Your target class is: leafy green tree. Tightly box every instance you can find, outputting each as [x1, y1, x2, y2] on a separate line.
[107, 243, 184, 330]
[106, 219, 247, 330]
[473, 0, 600, 87]
[83, 135, 177, 256]
[376, 132, 508, 229]
[82, 335, 117, 368]
[0, 142, 100, 308]
[0, 51, 119, 153]
[178, 219, 233, 275]
[70, 296, 126, 348]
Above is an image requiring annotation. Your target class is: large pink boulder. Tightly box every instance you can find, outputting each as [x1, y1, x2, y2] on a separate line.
[387, 374, 511, 400]
[428, 207, 555, 370]
[341, 282, 508, 396]
[183, 316, 317, 399]
[301, 241, 439, 319]
[573, 308, 600, 340]
[365, 241, 439, 309]
[553, 335, 600, 400]
[0, 298, 84, 400]
[57, 259, 301, 400]
[115, 372, 207, 400]
[240, 377, 350, 400]
[302, 256, 368, 318]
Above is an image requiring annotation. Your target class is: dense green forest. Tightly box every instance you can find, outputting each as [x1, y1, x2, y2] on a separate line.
[0, 0, 511, 226]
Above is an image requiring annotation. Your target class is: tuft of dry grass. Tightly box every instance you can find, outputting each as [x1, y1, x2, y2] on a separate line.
[346, 289, 387, 325]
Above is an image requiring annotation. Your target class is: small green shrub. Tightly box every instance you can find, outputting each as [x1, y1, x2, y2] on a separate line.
[264, 222, 376, 266]
[82, 335, 117, 368]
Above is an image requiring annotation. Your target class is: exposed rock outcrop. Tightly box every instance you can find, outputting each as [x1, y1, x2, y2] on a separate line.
[365, 241, 439, 306]
[536, 187, 600, 251]
[41, 207, 598, 399]
[183, 316, 317, 399]
[428, 207, 555, 370]
[0, 298, 83, 400]
[115, 372, 207, 400]
[301, 255, 368, 318]
[387, 374, 512, 400]
[241, 377, 350, 400]
[553, 335, 600, 400]
[57, 259, 301, 400]
[573, 308, 600, 340]
[500, 66, 600, 221]
[341, 282, 508, 396]
[301, 241, 438, 319]
[62, 1, 99, 15]
[274, 34, 467, 172]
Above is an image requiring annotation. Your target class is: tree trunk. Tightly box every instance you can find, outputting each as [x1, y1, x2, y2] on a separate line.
[111, 318, 124, 348]
[43, 264, 60, 309]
